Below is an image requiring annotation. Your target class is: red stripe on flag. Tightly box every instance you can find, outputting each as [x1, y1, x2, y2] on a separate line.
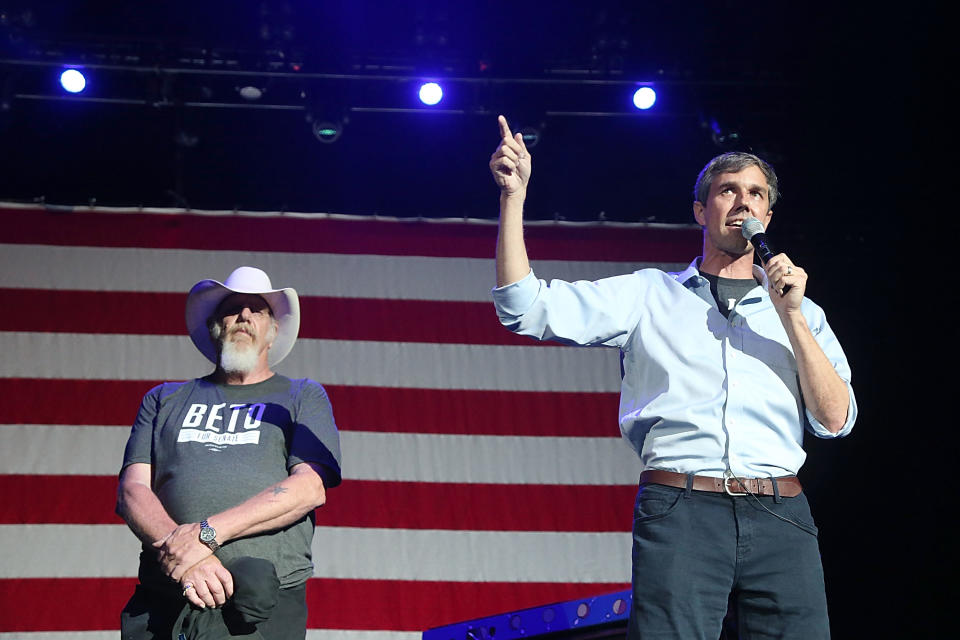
[0, 288, 548, 346]
[0, 379, 621, 437]
[306, 579, 632, 631]
[323, 481, 635, 531]
[0, 475, 636, 531]
[0, 475, 123, 525]
[0, 577, 630, 632]
[0, 578, 137, 632]
[0, 206, 700, 261]
[327, 385, 621, 437]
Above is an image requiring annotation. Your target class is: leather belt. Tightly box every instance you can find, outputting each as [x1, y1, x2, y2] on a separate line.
[639, 469, 802, 498]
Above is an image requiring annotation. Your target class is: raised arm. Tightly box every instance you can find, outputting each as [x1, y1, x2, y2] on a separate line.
[490, 115, 533, 287]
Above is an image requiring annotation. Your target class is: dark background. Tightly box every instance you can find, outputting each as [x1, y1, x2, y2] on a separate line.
[0, 2, 940, 635]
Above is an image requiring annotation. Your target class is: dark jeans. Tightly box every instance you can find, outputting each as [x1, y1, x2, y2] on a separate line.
[628, 482, 829, 640]
[121, 583, 307, 639]
[252, 583, 307, 639]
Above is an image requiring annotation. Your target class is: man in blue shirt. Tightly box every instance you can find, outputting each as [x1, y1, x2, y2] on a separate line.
[489, 116, 856, 639]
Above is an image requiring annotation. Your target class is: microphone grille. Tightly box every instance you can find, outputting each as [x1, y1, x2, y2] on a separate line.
[741, 216, 765, 240]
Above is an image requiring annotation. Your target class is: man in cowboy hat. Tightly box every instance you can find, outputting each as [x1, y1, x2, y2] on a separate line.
[116, 266, 342, 639]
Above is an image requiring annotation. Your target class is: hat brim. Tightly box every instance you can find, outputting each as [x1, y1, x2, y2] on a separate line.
[185, 279, 300, 368]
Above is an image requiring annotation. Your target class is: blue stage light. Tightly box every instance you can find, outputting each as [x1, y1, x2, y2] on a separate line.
[60, 69, 87, 94]
[418, 82, 443, 106]
[632, 86, 656, 110]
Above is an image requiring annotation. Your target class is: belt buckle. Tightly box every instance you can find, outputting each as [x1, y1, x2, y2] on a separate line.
[723, 470, 747, 496]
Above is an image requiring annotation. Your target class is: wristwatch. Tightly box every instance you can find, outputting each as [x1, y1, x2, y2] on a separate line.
[198, 519, 220, 552]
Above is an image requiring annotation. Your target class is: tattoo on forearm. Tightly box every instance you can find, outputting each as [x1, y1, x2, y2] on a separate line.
[271, 486, 289, 496]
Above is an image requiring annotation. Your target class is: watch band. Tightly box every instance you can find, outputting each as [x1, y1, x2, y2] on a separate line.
[199, 519, 220, 552]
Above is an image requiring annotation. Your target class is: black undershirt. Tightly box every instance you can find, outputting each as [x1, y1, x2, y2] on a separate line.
[699, 272, 757, 318]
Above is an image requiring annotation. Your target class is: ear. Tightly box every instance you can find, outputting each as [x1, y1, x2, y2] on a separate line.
[692, 201, 706, 226]
[207, 316, 222, 341]
[266, 320, 279, 346]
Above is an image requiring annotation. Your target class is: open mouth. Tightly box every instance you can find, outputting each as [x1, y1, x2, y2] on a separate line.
[725, 219, 744, 228]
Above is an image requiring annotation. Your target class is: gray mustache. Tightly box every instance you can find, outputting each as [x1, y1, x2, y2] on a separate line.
[227, 324, 256, 339]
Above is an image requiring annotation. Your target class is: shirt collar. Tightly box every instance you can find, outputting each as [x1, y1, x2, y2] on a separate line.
[676, 257, 772, 293]
[752, 262, 771, 291]
[676, 258, 706, 289]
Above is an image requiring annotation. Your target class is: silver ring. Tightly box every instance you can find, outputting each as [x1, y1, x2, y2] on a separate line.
[786, 266, 793, 275]
[182, 584, 195, 596]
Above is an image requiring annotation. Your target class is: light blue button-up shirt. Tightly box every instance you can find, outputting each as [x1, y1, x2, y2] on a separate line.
[492, 259, 857, 478]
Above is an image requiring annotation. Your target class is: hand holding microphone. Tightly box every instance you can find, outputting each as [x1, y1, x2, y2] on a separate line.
[741, 216, 804, 304]
[741, 217, 777, 266]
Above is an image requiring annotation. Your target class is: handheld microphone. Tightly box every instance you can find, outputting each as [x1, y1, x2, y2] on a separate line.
[741, 216, 791, 294]
[740, 217, 776, 264]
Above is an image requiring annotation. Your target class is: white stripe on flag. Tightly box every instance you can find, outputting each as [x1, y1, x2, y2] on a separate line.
[0, 425, 641, 485]
[307, 633, 421, 640]
[0, 525, 142, 577]
[0, 632, 421, 640]
[0, 634, 121, 640]
[310, 527, 632, 582]
[0, 244, 681, 302]
[1, 333, 623, 392]
[0, 525, 632, 583]
[343, 431, 640, 484]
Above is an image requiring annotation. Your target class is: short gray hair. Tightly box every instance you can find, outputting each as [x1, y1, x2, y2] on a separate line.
[693, 152, 779, 207]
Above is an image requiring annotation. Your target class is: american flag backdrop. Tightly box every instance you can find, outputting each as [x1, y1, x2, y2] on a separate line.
[0, 202, 700, 639]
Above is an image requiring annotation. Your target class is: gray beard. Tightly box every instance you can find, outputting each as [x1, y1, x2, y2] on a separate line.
[219, 338, 260, 376]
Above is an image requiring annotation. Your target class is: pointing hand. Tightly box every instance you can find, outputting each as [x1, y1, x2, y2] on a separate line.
[489, 115, 532, 196]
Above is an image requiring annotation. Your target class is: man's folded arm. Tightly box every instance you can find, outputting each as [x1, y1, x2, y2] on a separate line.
[208, 461, 328, 542]
[149, 461, 327, 581]
[116, 462, 178, 546]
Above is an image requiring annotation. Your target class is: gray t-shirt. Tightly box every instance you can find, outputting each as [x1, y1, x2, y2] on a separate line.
[121, 374, 342, 590]
[699, 271, 759, 318]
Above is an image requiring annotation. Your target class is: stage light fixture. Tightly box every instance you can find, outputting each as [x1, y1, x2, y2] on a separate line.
[238, 85, 264, 101]
[60, 68, 86, 94]
[305, 104, 348, 143]
[418, 82, 443, 106]
[312, 121, 341, 143]
[704, 117, 741, 148]
[310, 119, 343, 144]
[519, 126, 542, 148]
[632, 86, 656, 110]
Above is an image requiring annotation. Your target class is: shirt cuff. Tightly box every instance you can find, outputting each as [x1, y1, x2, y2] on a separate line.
[805, 381, 857, 438]
[491, 269, 540, 318]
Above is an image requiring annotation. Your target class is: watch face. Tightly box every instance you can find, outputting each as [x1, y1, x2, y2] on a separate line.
[200, 527, 216, 542]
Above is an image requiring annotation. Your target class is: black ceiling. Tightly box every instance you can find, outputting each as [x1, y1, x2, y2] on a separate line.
[0, 2, 931, 230]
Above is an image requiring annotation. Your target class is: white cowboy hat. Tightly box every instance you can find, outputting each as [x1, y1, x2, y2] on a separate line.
[185, 266, 300, 368]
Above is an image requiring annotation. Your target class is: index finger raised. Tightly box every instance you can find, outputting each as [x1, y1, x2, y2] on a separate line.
[497, 115, 513, 140]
